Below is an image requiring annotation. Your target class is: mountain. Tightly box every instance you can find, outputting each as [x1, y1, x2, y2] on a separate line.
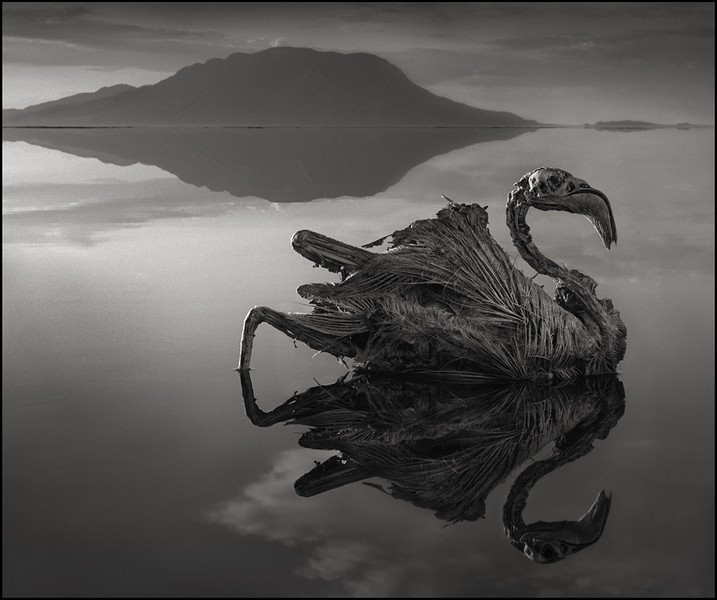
[2, 85, 136, 123]
[583, 120, 709, 132]
[591, 120, 662, 129]
[2, 47, 536, 127]
[588, 120, 700, 130]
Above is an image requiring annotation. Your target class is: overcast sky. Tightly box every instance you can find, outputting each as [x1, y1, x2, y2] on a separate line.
[3, 2, 714, 124]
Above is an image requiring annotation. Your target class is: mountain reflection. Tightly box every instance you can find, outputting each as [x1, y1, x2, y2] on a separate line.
[3, 127, 532, 203]
[240, 371, 625, 563]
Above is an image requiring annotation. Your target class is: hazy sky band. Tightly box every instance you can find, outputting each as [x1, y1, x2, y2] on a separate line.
[2, 2, 715, 124]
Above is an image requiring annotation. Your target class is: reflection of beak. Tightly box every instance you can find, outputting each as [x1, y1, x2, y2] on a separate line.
[518, 490, 612, 561]
[576, 489, 612, 542]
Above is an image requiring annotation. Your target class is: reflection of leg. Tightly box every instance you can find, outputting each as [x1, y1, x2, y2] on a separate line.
[292, 230, 374, 278]
[238, 368, 269, 426]
[239, 369, 352, 428]
[238, 368, 297, 427]
[238, 306, 366, 370]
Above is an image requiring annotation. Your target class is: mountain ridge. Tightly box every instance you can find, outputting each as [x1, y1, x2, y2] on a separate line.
[2, 47, 537, 127]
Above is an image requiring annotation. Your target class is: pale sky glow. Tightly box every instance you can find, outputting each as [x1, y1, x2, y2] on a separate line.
[2, 2, 715, 124]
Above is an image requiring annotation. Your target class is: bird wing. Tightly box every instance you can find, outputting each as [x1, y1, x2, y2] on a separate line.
[302, 203, 597, 379]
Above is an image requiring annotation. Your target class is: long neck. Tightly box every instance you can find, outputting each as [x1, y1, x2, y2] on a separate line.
[502, 442, 595, 535]
[507, 189, 570, 282]
[506, 188, 598, 294]
[503, 378, 625, 536]
[506, 188, 629, 374]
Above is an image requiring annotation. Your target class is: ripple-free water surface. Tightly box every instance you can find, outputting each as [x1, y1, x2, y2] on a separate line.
[3, 128, 714, 597]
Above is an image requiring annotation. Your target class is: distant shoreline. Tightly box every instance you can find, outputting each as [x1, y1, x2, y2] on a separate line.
[3, 124, 713, 130]
[3, 125, 546, 130]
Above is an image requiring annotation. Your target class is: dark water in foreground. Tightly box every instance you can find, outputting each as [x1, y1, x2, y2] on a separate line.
[3, 127, 714, 597]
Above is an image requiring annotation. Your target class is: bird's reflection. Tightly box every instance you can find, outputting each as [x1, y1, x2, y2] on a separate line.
[239, 371, 625, 563]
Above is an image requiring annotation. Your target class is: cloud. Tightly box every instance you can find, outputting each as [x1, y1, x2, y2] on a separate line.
[4, 126, 714, 278]
[206, 448, 503, 597]
[2, 3, 235, 70]
[2, 2, 713, 122]
[295, 541, 373, 581]
[205, 441, 715, 597]
[2, 4, 220, 45]
[206, 448, 421, 596]
[1, 177, 247, 246]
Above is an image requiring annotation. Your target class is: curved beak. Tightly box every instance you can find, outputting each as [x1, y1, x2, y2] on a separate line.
[568, 188, 617, 250]
[528, 186, 617, 249]
[518, 490, 612, 562]
[567, 187, 618, 249]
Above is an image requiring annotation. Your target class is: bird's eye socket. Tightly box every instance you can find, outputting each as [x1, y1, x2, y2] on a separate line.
[566, 182, 575, 193]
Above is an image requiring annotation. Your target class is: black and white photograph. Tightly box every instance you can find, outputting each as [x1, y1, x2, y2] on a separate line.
[3, 2, 714, 597]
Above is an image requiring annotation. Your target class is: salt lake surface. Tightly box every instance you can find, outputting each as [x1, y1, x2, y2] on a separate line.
[3, 127, 714, 597]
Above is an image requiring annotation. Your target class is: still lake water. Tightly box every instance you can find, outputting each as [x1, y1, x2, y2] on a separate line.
[2, 127, 714, 597]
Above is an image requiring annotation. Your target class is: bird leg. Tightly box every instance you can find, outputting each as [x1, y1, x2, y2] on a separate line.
[238, 306, 363, 371]
[292, 230, 374, 280]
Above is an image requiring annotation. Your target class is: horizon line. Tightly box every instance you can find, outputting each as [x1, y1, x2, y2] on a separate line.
[3, 124, 715, 130]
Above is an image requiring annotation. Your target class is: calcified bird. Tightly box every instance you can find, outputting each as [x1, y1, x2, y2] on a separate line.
[239, 167, 626, 380]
